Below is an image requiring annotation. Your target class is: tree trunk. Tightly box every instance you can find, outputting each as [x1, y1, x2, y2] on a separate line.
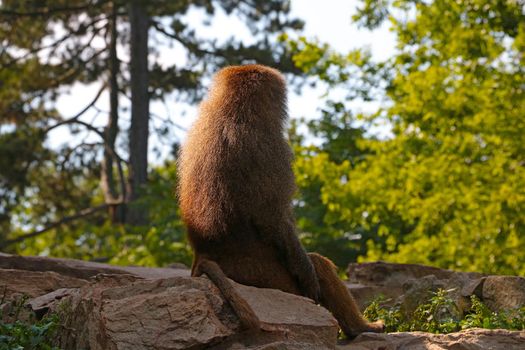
[127, 0, 150, 225]
[101, 1, 126, 223]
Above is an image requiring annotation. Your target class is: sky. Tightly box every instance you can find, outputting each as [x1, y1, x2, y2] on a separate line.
[292, 1, 394, 58]
[288, 1, 395, 137]
[48, 1, 396, 158]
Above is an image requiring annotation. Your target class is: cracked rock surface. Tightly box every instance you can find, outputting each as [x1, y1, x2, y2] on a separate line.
[1, 253, 524, 349]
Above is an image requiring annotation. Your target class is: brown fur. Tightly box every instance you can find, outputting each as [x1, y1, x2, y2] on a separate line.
[193, 258, 260, 330]
[177, 64, 383, 337]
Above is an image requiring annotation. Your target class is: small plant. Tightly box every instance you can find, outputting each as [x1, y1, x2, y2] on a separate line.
[0, 294, 60, 350]
[460, 295, 525, 330]
[363, 289, 525, 334]
[363, 296, 403, 332]
[0, 313, 60, 350]
[409, 288, 460, 333]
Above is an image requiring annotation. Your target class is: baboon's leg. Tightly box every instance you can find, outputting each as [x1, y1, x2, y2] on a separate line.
[192, 258, 260, 330]
[308, 253, 385, 338]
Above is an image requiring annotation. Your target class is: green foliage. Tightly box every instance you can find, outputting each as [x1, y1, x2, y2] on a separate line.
[363, 296, 403, 332]
[364, 290, 525, 334]
[0, 314, 60, 350]
[291, 107, 374, 267]
[12, 161, 192, 267]
[461, 295, 525, 330]
[109, 163, 192, 267]
[287, 0, 525, 275]
[410, 289, 461, 333]
[363, 290, 461, 333]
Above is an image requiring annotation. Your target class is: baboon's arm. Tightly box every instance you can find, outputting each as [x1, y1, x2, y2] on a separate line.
[257, 218, 321, 302]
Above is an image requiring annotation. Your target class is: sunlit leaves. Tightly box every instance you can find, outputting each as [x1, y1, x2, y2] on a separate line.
[292, 0, 525, 274]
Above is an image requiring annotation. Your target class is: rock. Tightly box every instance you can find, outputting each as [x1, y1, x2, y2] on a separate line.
[0, 252, 190, 280]
[346, 261, 457, 311]
[0, 268, 87, 300]
[347, 261, 458, 286]
[346, 261, 484, 316]
[2, 253, 524, 349]
[400, 274, 479, 319]
[0, 269, 87, 323]
[345, 283, 395, 311]
[28, 288, 78, 316]
[399, 275, 447, 315]
[338, 328, 525, 350]
[0, 253, 337, 349]
[0, 253, 188, 324]
[235, 282, 338, 346]
[51, 276, 337, 350]
[482, 276, 525, 311]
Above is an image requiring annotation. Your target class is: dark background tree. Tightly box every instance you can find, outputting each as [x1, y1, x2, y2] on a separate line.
[0, 0, 304, 262]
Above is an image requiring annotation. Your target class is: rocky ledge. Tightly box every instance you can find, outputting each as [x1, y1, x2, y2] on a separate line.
[342, 328, 525, 350]
[0, 253, 523, 349]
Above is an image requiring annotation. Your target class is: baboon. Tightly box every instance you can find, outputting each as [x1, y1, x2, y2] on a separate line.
[177, 64, 384, 337]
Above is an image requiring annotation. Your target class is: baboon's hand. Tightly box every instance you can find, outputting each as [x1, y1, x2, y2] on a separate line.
[295, 260, 321, 302]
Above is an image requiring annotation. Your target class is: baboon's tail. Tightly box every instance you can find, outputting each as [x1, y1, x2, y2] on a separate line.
[308, 253, 385, 338]
[194, 258, 261, 330]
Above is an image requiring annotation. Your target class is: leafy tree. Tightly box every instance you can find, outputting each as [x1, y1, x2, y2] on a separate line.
[289, 103, 376, 267]
[288, 0, 525, 274]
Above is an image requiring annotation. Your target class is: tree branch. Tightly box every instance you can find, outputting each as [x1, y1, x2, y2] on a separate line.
[0, 204, 111, 249]
[45, 42, 107, 88]
[4, 16, 108, 67]
[46, 84, 106, 134]
[0, 0, 109, 18]
[150, 20, 216, 57]
[58, 142, 101, 170]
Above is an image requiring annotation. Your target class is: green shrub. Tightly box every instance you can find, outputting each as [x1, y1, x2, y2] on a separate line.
[363, 296, 404, 332]
[460, 295, 525, 330]
[364, 289, 525, 334]
[0, 314, 59, 350]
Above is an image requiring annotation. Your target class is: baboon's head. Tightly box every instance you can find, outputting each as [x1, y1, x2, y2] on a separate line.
[203, 64, 287, 125]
